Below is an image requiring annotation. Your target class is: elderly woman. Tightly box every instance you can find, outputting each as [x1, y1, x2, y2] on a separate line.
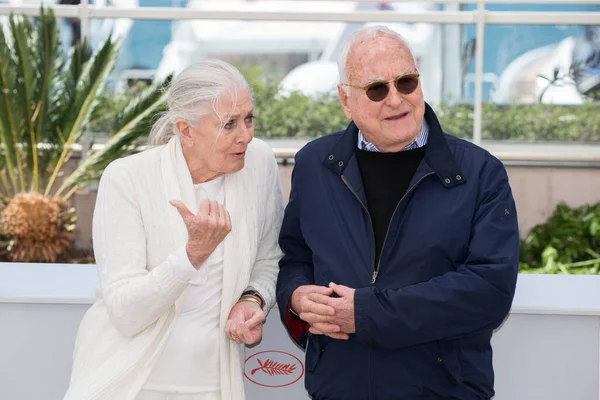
[64, 60, 283, 400]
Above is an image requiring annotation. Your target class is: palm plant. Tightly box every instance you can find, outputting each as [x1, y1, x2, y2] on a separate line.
[0, 8, 170, 262]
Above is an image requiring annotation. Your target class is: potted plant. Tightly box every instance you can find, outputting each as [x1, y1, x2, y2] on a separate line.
[0, 8, 170, 263]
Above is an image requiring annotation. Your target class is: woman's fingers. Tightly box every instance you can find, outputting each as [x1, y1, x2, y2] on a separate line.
[176, 197, 231, 259]
[209, 200, 219, 218]
[224, 319, 232, 336]
[198, 197, 210, 216]
[240, 322, 252, 344]
[169, 200, 194, 220]
[226, 317, 244, 344]
[223, 206, 232, 231]
[213, 200, 223, 221]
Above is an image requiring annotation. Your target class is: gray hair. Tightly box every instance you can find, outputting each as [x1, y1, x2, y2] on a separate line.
[337, 25, 417, 90]
[149, 59, 250, 146]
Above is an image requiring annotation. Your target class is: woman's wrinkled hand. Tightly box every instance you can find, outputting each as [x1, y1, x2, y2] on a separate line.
[225, 301, 266, 345]
[170, 197, 231, 269]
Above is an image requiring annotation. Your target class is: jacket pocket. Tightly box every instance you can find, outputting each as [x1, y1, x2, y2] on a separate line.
[438, 339, 463, 383]
[305, 334, 328, 372]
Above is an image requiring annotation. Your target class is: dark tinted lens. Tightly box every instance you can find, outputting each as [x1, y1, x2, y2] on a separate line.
[395, 75, 419, 94]
[365, 82, 390, 102]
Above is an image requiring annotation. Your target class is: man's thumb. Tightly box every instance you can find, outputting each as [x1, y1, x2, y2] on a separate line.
[329, 282, 348, 296]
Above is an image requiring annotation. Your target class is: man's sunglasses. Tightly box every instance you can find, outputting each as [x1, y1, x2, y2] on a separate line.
[342, 73, 420, 102]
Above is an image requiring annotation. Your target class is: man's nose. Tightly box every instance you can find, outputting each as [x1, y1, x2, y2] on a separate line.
[385, 84, 405, 106]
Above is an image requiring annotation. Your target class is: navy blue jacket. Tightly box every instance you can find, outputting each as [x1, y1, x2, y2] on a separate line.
[276, 104, 520, 400]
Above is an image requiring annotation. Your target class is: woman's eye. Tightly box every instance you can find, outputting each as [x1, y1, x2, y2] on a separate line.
[245, 115, 255, 123]
[224, 120, 235, 129]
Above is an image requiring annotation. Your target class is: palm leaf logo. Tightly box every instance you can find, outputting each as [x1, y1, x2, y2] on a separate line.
[251, 358, 297, 376]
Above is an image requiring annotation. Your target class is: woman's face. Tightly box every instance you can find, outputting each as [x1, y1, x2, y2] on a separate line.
[178, 88, 255, 182]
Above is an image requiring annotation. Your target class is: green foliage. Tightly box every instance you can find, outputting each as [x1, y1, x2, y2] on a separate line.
[519, 202, 600, 275]
[62, 76, 171, 191]
[240, 65, 349, 138]
[0, 8, 170, 201]
[91, 65, 600, 143]
[245, 67, 600, 141]
[479, 103, 599, 142]
[88, 81, 151, 134]
[255, 91, 348, 138]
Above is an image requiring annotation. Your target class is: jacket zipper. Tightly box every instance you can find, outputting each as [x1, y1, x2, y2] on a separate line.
[342, 175, 376, 278]
[343, 170, 434, 400]
[371, 172, 435, 284]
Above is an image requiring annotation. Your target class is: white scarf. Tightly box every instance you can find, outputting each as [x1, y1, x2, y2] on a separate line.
[161, 136, 257, 400]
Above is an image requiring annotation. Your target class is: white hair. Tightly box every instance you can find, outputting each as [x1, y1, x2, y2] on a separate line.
[149, 59, 250, 146]
[337, 25, 417, 92]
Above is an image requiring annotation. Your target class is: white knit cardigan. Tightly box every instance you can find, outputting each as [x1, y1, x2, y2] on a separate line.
[64, 136, 284, 400]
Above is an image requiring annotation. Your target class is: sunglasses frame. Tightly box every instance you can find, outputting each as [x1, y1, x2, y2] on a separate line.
[342, 73, 420, 102]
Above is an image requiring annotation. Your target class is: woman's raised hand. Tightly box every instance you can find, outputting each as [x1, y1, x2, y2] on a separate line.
[170, 198, 232, 269]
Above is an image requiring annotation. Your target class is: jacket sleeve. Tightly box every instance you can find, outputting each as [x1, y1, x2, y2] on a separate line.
[246, 151, 285, 313]
[354, 159, 520, 349]
[276, 156, 313, 348]
[93, 162, 196, 337]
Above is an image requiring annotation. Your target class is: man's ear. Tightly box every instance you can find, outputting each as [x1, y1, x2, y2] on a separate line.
[337, 84, 353, 120]
[175, 119, 193, 145]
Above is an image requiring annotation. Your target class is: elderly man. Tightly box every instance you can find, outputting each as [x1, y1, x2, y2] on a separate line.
[276, 25, 519, 400]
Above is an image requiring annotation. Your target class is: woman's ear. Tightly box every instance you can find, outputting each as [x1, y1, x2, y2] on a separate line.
[175, 119, 193, 146]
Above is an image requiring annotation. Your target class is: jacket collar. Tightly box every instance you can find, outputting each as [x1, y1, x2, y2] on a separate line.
[323, 102, 466, 188]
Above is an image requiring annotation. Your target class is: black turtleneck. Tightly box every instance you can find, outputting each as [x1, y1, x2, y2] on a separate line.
[355, 146, 426, 267]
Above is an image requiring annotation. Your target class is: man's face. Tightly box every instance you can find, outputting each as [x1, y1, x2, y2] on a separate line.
[338, 34, 425, 153]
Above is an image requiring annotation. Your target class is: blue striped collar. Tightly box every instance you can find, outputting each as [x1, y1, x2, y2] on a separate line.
[357, 120, 429, 152]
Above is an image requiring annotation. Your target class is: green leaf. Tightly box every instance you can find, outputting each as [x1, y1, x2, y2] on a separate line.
[58, 37, 120, 146]
[45, 35, 121, 196]
[32, 7, 61, 188]
[590, 218, 600, 237]
[0, 15, 27, 192]
[9, 13, 36, 190]
[520, 201, 600, 275]
[60, 74, 172, 192]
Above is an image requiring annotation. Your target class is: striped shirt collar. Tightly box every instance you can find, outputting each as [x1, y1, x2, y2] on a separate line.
[357, 120, 429, 152]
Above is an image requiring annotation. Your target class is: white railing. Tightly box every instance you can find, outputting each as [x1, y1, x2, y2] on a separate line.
[0, 0, 599, 147]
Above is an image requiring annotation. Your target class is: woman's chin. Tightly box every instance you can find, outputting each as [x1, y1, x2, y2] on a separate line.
[227, 159, 246, 174]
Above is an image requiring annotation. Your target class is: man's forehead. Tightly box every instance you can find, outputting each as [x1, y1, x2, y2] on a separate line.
[346, 36, 415, 81]
[347, 53, 416, 83]
[349, 35, 412, 58]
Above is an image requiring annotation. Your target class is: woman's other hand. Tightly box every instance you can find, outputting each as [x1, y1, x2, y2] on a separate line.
[170, 197, 231, 269]
[225, 301, 266, 345]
